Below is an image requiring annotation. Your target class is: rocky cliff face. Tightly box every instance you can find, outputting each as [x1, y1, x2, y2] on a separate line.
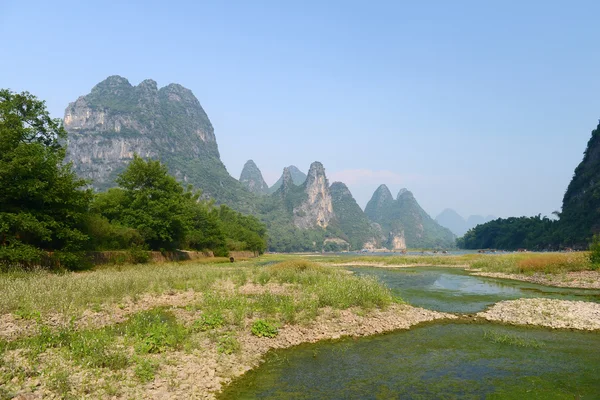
[239, 160, 269, 195]
[365, 185, 455, 249]
[293, 162, 334, 229]
[269, 165, 307, 193]
[561, 121, 600, 245]
[64, 76, 253, 210]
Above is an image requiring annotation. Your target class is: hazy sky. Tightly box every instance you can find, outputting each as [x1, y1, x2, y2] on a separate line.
[2, 1, 599, 218]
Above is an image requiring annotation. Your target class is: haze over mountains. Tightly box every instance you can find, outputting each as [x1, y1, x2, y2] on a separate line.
[64, 76, 460, 251]
[435, 209, 496, 237]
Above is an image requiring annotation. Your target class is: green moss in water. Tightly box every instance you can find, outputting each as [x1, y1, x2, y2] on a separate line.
[219, 322, 600, 399]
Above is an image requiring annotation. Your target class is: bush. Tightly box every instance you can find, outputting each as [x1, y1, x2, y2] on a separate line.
[251, 319, 278, 338]
[589, 234, 600, 269]
[128, 245, 150, 264]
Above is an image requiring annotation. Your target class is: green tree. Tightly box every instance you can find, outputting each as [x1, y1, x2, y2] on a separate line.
[0, 89, 92, 269]
[589, 234, 600, 268]
[94, 155, 187, 250]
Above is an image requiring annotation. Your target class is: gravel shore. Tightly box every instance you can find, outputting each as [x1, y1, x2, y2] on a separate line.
[477, 298, 600, 330]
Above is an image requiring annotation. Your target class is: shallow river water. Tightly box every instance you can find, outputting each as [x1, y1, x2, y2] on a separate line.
[349, 266, 600, 313]
[219, 267, 600, 399]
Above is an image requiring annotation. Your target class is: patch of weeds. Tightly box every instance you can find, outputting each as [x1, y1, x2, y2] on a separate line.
[203, 292, 249, 327]
[134, 357, 159, 383]
[48, 369, 71, 398]
[90, 303, 103, 313]
[255, 270, 270, 285]
[68, 329, 129, 370]
[483, 330, 544, 348]
[123, 309, 188, 354]
[193, 312, 224, 332]
[23, 324, 66, 357]
[217, 333, 240, 355]
[0, 387, 13, 400]
[251, 319, 279, 338]
[13, 308, 41, 320]
[232, 270, 248, 286]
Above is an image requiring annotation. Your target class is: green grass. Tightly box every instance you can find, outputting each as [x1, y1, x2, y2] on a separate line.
[0, 256, 402, 398]
[470, 252, 592, 275]
[0, 260, 234, 315]
[483, 329, 544, 348]
[251, 319, 279, 338]
[317, 252, 594, 275]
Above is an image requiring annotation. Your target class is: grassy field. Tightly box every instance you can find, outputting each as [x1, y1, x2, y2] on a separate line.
[0, 258, 396, 399]
[317, 251, 596, 274]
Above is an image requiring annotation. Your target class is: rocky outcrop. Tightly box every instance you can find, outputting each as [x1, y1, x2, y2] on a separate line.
[365, 186, 455, 249]
[64, 75, 254, 210]
[390, 232, 406, 250]
[239, 160, 269, 195]
[269, 165, 307, 193]
[293, 162, 334, 229]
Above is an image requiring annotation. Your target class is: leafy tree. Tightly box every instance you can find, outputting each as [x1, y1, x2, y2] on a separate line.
[181, 192, 227, 256]
[93, 155, 267, 255]
[93, 155, 187, 250]
[0, 89, 92, 269]
[216, 205, 267, 254]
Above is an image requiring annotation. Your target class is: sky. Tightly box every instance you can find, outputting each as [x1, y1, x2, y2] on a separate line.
[2, 0, 599, 219]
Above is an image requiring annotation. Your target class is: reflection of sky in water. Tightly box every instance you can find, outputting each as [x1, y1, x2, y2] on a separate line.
[430, 274, 521, 295]
[348, 266, 600, 313]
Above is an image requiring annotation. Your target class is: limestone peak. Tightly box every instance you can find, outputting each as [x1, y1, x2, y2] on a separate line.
[239, 160, 269, 195]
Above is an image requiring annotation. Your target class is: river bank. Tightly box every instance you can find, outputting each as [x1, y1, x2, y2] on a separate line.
[2, 256, 600, 399]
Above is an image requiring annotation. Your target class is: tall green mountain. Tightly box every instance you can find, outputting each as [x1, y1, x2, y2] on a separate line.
[269, 165, 307, 193]
[261, 162, 379, 252]
[239, 159, 269, 195]
[365, 185, 455, 249]
[395, 189, 455, 248]
[560, 120, 600, 246]
[64, 76, 255, 211]
[330, 182, 378, 250]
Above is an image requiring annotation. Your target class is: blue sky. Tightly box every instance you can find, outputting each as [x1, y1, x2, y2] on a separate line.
[2, 1, 599, 218]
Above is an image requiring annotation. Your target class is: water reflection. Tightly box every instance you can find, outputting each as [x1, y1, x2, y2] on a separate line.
[349, 266, 600, 313]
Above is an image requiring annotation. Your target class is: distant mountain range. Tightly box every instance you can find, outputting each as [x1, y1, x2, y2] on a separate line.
[435, 209, 496, 237]
[365, 186, 456, 249]
[64, 76, 457, 251]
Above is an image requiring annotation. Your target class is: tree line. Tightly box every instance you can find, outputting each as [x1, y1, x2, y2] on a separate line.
[0, 89, 267, 270]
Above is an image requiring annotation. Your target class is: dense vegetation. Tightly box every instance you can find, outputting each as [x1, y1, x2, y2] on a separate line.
[457, 216, 561, 251]
[0, 90, 267, 270]
[0, 89, 92, 269]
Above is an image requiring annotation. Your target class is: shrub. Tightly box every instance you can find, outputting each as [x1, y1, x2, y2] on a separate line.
[251, 319, 278, 338]
[217, 333, 240, 354]
[193, 313, 224, 332]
